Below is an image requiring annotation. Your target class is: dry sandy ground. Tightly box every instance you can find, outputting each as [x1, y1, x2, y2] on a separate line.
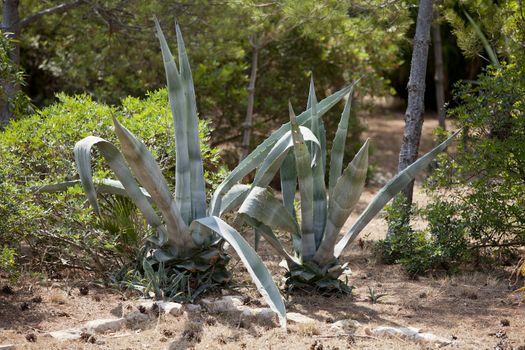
[1, 112, 524, 349]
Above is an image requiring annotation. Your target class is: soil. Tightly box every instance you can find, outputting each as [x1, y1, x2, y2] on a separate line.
[1, 112, 524, 350]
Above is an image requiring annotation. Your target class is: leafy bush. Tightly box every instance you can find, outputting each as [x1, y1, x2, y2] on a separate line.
[0, 89, 224, 274]
[374, 195, 469, 277]
[427, 60, 525, 249]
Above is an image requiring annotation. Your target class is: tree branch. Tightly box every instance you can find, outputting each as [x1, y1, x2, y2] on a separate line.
[18, 0, 85, 28]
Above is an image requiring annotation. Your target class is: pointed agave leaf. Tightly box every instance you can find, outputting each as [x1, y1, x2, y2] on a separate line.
[112, 117, 198, 249]
[209, 83, 357, 216]
[175, 23, 207, 221]
[154, 18, 192, 224]
[314, 140, 369, 265]
[218, 184, 251, 217]
[239, 186, 300, 238]
[464, 11, 500, 68]
[289, 103, 316, 260]
[280, 151, 297, 218]
[334, 131, 460, 258]
[190, 216, 287, 329]
[329, 90, 354, 195]
[73, 136, 169, 243]
[253, 126, 320, 188]
[307, 78, 327, 247]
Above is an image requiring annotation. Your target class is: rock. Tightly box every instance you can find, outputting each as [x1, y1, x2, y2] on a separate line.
[48, 329, 82, 341]
[0, 345, 16, 350]
[159, 302, 183, 316]
[85, 318, 126, 333]
[185, 304, 202, 313]
[372, 325, 452, 346]
[110, 303, 123, 317]
[201, 296, 244, 313]
[125, 311, 150, 329]
[252, 308, 276, 321]
[286, 312, 316, 324]
[331, 319, 361, 334]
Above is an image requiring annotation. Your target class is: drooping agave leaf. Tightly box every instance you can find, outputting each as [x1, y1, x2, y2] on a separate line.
[209, 83, 357, 216]
[73, 136, 169, 245]
[241, 214, 300, 265]
[289, 103, 316, 260]
[464, 11, 500, 68]
[112, 117, 197, 249]
[329, 90, 354, 195]
[155, 18, 206, 225]
[253, 126, 320, 188]
[31, 179, 152, 202]
[280, 151, 297, 218]
[314, 139, 369, 265]
[190, 216, 287, 329]
[239, 186, 300, 237]
[333, 131, 460, 258]
[218, 184, 251, 217]
[307, 78, 327, 247]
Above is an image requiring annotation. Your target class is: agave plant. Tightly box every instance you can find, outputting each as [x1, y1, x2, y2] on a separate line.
[237, 78, 458, 293]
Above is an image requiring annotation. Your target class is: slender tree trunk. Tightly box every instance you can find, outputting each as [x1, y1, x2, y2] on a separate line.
[397, 0, 434, 204]
[432, 11, 446, 130]
[239, 42, 260, 162]
[1, 0, 20, 125]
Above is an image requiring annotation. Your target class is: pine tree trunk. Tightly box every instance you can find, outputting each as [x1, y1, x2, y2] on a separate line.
[239, 43, 260, 162]
[397, 0, 434, 204]
[1, 0, 21, 125]
[432, 11, 446, 130]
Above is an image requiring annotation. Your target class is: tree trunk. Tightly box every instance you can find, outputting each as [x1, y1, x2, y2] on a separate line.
[396, 0, 434, 206]
[432, 11, 446, 130]
[239, 42, 260, 162]
[1, 0, 20, 125]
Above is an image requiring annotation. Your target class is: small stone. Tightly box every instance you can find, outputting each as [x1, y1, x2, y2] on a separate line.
[286, 312, 316, 324]
[48, 329, 82, 341]
[159, 302, 183, 316]
[85, 318, 125, 333]
[331, 319, 361, 334]
[110, 303, 123, 317]
[125, 311, 150, 329]
[185, 304, 201, 313]
[0, 344, 16, 350]
[252, 308, 276, 321]
[201, 296, 244, 313]
[414, 332, 452, 346]
[372, 326, 420, 338]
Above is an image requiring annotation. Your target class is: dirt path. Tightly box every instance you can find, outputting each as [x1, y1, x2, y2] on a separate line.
[1, 112, 524, 350]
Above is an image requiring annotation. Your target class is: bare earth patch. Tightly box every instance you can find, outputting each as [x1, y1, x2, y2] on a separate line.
[1, 113, 523, 349]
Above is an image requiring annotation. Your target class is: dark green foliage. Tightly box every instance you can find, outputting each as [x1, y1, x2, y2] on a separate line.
[0, 90, 224, 274]
[428, 60, 525, 249]
[374, 196, 469, 277]
[283, 260, 352, 296]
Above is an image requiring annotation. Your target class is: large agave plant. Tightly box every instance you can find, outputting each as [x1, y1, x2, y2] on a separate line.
[237, 78, 458, 293]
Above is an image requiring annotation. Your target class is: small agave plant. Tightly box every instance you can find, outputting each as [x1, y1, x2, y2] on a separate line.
[64, 20, 293, 326]
[237, 79, 458, 293]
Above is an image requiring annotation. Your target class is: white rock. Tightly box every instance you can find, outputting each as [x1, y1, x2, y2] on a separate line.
[125, 311, 150, 328]
[0, 344, 16, 350]
[48, 329, 82, 341]
[372, 326, 420, 338]
[252, 308, 276, 321]
[159, 302, 183, 316]
[185, 304, 202, 313]
[286, 312, 316, 324]
[415, 332, 452, 346]
[331, 319, 361, 333]
[201, 296, 244, 313]
[85, 318, 125, 333]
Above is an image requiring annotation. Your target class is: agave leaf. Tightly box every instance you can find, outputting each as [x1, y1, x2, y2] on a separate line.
[253, 126, 320, 188]
[190, 216, 287, 329]
[74, 136, 169, 244]
[175, 23, 208, 221]
[218, 184, 251, 217]
[329, 90, 354, 195]
[209, 83, 357, 216]
[289, 103, 316, 260]
[307, 78, 327, 247]
[314, 139, 369, 265]
[464, 11, 500, 68]
[154, 18, 193, 224]
[241, 214, 300, 264]
[112, 117, 197, 249]
[280, 151, 297, 218]
[239, 186, 300, 238]
[334, 131, 460, 258]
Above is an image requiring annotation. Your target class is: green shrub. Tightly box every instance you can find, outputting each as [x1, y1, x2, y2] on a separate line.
[427, 60, 525, 249]
[0, 89, 225, 274]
